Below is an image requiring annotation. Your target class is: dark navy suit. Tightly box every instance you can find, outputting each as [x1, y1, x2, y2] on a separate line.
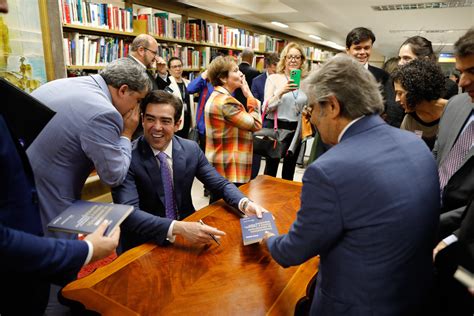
[0, 115, 88, 315]
[251, 71, 267, 104]
[267, 115, 439, 315]
[112, 135, 244, 251]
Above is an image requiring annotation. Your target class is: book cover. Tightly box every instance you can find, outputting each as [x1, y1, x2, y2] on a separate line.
[240, 212, 278, 246]
[47, 200, 133, 237]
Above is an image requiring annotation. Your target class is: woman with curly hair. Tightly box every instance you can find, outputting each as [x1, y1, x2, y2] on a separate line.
[392, 58, 447, 149]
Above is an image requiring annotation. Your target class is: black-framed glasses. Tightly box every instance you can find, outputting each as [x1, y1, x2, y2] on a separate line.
[143, 47, 158, 56]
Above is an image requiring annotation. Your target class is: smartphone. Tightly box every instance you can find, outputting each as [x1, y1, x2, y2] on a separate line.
[289, 69, 301, 88]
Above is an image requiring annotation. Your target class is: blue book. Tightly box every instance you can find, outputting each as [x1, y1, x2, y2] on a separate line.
[240, 212, 278, 246]
[47, 200, 133, 237]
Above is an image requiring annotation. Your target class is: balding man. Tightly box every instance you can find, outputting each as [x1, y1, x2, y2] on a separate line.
[128, 33, 160, 91]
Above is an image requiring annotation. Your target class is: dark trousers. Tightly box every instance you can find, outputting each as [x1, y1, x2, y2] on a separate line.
[263, 120, 301, 181]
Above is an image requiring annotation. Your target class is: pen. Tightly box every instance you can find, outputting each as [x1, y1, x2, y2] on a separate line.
[199, 219, 221, 245]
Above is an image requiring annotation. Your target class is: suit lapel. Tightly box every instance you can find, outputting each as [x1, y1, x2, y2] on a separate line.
[138, 137, 166, 207]
[440, 97, 473, 165]
[172, 137, 186, 211]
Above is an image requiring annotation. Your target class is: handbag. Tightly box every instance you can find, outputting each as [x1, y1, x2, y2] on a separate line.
[189, 86, 207, 143]
[253, 102, 295, 159]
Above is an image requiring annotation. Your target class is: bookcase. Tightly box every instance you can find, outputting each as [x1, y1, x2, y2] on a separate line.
[53, 0, 336, 79]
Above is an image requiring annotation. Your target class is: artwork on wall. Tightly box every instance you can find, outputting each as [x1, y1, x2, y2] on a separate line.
[0, 0, 48, 92]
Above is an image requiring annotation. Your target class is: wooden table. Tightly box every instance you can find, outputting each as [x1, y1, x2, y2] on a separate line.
[62, 175, 319, 315]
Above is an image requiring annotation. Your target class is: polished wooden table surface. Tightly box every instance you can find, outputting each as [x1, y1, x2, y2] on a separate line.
[63, 175, 319, 315]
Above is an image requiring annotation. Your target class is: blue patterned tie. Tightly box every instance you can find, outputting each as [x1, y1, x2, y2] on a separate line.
[157, 152, 177, 219]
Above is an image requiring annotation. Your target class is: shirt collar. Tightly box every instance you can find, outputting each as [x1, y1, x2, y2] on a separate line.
[130, 55, 147, 69]
[363, 63, 369, 70]
[338, 116, 365, 143]
[150, 139, 173, 159]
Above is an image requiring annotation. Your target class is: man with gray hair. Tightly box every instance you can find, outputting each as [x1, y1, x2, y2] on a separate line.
[263, 54, 439, 315]
[27, 57, 149, 239]
[234, 48, 260, 106]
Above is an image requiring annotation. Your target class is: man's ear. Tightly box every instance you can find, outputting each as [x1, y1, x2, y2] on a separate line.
[117, 84, 129, 96]
[174, 119, 182, 132]
[327, 95, 341, 119]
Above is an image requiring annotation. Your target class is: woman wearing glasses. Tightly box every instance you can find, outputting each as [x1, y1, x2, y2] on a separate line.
[168, 57, 195, 138]
[263, 42, 308, 180]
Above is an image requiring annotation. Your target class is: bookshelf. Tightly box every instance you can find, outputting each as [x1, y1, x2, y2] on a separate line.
[52, 0, 336, 79]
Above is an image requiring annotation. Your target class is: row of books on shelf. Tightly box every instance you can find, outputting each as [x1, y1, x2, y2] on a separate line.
[62, 33, 234, 68]
[135, 8, 262, 51]
[63, 34, 129, 66]
[304, 46, 336, 61]
[61, 0, 133, 32]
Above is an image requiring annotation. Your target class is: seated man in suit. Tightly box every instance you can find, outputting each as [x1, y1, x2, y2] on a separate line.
[112, 90, 266, 251]
[263, 54, 439, 315]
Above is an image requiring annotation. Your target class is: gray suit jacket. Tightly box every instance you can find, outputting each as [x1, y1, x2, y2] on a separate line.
[433, 93, 474, 239]
[27, 75, 132, 239]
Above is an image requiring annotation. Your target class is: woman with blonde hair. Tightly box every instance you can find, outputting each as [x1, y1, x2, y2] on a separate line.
[205, 56, 262, 202]
[263, 42, 308, 180]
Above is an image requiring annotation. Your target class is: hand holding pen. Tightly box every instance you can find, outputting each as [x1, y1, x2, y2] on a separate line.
[199, 219, 221, 245]
[172, 220, 225, 245]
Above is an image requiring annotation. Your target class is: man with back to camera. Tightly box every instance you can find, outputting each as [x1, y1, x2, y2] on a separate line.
[112, 90, 267, 251]
[263, 54, 439, 315]
[234, 48, 261, 107]
[345, 27, 399, 126]
[0, 0, 119, 314]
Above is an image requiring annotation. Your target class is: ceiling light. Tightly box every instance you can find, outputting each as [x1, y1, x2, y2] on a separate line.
[271, 21, 289, 28]
[325, 41, 345, 50]
[309, 35, 321, 40]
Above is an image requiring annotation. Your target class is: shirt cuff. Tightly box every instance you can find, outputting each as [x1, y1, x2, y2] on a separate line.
[83, 240, 94, 266]
[238, 197, 250, 213]
[120, 136, 131, 142]
[442, 234, 458, 246]
[167, 220, 176, 243]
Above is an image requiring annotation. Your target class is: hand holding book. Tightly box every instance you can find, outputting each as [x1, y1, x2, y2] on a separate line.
[84, 220, 120, 263]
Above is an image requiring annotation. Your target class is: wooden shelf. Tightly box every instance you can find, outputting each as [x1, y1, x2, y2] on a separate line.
[63, 23, 266, 54]
[66, 65, 202, 72]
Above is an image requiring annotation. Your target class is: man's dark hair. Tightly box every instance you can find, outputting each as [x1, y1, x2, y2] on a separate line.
[167, 56, 183, 69]
[346, 27, 376, 48]
[400, 36, 436, 62]
[264, 52, 280, 68]
[140, 90, 183, 122]
[454, 28, 474, 57]
[392, 59, 445, 110]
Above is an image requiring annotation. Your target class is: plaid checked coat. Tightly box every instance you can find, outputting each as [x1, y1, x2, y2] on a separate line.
[205, 86, 262, 183]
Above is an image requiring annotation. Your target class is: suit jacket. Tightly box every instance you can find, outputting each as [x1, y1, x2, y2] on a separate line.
[367, 65, 398, 120]
[234, 62, 260, 106]
[127, 55, 158, 91]
[155, 73, 171, 90]
[251, 71, 267, 104]
[27, 74, 132, 239]
[267, 114, 439, 315]
[0, 115, 87, 314]
[112, 135, 245, 251]
[433, 93, 474, 239]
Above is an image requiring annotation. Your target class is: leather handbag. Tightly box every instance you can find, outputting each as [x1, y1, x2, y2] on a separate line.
[253, 102, 295, 159]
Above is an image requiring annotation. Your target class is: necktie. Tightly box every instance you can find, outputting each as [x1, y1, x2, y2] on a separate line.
[438, 121, 473, 190]
[157, 152, 177, 219]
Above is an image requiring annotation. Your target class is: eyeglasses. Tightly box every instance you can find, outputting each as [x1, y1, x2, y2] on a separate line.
[170, 64, 183, 69]
[286, 55, 302, 61]
[143, 47, 158, 56]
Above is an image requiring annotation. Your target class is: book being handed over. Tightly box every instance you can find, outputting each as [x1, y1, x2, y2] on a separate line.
[240, 212, 278, 246]
[48, 200, 133, 237]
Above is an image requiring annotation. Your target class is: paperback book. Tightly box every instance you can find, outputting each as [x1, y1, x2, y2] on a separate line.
[240, 212, 278, 246]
